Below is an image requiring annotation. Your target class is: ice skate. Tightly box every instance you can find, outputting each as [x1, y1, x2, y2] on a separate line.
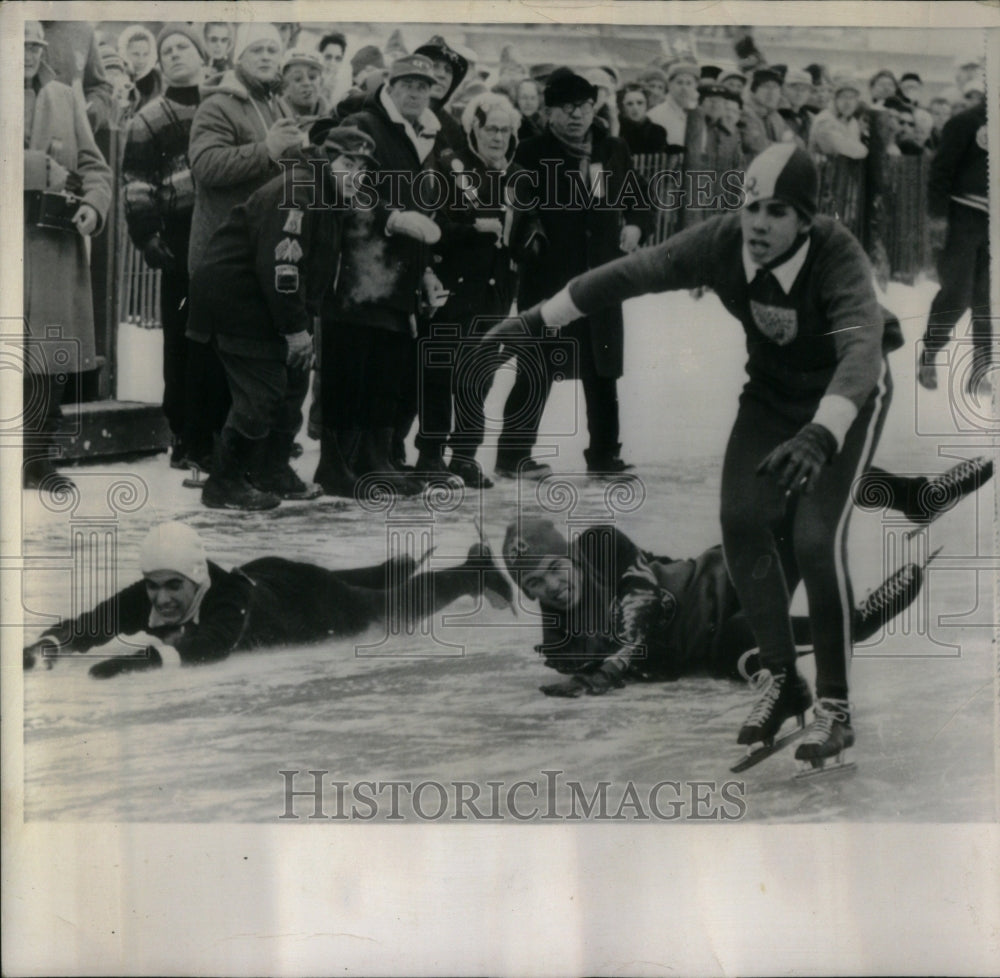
[731, 667, 812, 772]
[795, 698, 856, 778]
[903, 456, 993, 526]
[182, 461, 209, 490]
[853, 547, 941, 641]
[466, 518, 514, 611]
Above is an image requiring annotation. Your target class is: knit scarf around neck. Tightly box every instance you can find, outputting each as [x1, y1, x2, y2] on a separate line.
[549, 124, 593, 161]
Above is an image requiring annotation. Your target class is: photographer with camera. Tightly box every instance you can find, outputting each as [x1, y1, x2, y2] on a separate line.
[23, 20, 112, 492]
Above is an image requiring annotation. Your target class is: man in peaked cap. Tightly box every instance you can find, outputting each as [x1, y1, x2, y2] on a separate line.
[484, 144, 904, 771]
[24, 522, 513, 678]
[186, 122, 378, 510]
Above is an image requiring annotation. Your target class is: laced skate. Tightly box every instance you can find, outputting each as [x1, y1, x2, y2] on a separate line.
[795, 698, 856, 778]
[731, 667, 813, 773]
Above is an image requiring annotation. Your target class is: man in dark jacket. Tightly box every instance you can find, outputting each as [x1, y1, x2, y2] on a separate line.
[187, 126, 377, 510]
[322, 54, 450, 497]
[495, 68, 652, 480]
[918, 96, 990, 396]
[23, 522, 513, 678]
[122, 24, 211, 470]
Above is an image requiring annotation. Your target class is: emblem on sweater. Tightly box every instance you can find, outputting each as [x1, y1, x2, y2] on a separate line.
[283, 209, 304, 234]
[275, 238, 303, 262]
[750, 300, 798, 345]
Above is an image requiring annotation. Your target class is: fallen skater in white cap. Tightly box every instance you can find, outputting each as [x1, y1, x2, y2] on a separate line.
[23, 522, 513, 678]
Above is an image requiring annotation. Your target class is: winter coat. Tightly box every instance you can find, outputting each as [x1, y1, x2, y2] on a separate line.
[122, 84, 201, 256]
[927, 103, 988, 218]
[23, 70, 112, 374]
[808, 110, 869, 160]
[187, 69, 294, 274]
[332, 86, 448, 331]
[779, 105, 812, 147]
[535, 526, 742, 681]
[514, 124, 653, 380]
[618, 115, 668, 155]
[188, 163, 345, 360]
[681, 111, 742, 226]
[433, 142, 545, 325]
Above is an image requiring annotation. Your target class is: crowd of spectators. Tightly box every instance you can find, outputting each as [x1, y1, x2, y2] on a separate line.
[21, 20, 991, 504]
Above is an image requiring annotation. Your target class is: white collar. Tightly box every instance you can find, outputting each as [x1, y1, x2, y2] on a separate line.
[379, 86, 440, 160]
[742, 234, 810, 294]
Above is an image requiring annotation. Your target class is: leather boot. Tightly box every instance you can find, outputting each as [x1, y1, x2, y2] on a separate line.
[354, 428, 425, 496]
[313, 428, 359, 498]
[202, 427, 281, 510]
[249, 430, 321, 500]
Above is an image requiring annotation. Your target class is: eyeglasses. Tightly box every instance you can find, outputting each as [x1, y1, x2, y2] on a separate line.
[481, 125, 513, 137]
[556, 100, 595, 116]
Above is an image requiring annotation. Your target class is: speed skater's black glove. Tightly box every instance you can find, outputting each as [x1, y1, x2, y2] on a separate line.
[141, 234, 177, 271]
[757, 422, 837, 494]
[540, 667, 625, 697]
[88, 647, 163, 679]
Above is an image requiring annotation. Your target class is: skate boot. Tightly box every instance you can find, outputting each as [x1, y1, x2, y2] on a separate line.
[853, 548, 941, 642]
[202, 428, 281, 511]
[795, 698, 855, 776]
[462, 539, 515, 611]
[249, 431, 321, 501]
[904, 456, 993, 524]
[448, 455, 494, 489]
[737, 666, 813, 746]
[313, 429, 359, 498]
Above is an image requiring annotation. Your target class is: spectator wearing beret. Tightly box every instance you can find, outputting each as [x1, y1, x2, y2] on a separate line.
[746, 66, 793, 147]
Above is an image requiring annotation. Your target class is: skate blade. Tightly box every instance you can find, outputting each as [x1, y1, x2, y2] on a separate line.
[730, 719, 806, 773]
[794, 752, 856, 780]
[182, 465, 207, 490]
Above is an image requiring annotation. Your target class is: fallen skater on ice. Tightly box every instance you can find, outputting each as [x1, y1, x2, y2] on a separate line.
[486, 141, 991, 772]
[502, 463, 984, 700]
[23, 522, 514, 678]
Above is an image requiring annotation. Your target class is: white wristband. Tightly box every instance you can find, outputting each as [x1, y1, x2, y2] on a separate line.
[811, 395, 858, 452]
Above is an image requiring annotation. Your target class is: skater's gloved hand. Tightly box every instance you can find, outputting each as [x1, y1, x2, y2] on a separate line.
[482, 303, 545, 344]
[141, 234, 176, 271]
[385, 210, 441, 244]
[89, 647, 163, 679]
[540, 675, 589, 697]
[23, 637, 60, 670]
[284, 330, 313, 370]
[757, 422, 836, 494]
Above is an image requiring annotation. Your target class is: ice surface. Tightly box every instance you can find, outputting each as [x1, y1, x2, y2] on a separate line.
[19, 279, 997, 821]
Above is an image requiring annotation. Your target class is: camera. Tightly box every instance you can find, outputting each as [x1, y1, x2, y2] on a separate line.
[25, 189, 82, 232]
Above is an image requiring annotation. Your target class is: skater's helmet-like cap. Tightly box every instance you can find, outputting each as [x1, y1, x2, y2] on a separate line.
[502, 518, 568, 577]
[140, 522, 209, 585]
[743, 142, 818, 219]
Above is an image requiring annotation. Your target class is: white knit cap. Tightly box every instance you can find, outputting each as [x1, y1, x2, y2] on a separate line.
[139, 522, 209, 585]
[233, 22, 283, 63]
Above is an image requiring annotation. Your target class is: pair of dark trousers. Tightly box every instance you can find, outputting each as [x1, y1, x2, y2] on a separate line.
[160, 264, 190, 440]
[184, 338, 231, 462]
[495, 336, 620, 468]
[321, 319, 414, 431]
[924, 204, 992, 379]
[215, 346, 309, 441]
[718, 367, 892, 701]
